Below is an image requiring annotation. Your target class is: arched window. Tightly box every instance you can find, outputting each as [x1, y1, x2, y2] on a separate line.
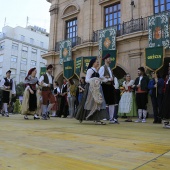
[62, 4, 80, 46]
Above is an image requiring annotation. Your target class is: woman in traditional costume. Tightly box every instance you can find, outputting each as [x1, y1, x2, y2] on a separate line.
[119, 74, 137, 122]
[76, 58, 107, 125]
[21, 68, 40, 120]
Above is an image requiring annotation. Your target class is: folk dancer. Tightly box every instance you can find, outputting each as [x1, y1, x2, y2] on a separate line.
[39, 64, 55, 120]
[76, 58, 107, 124]
[99, 53, 116, 124]
[0, 70, 16, 117]
[21, 68, 40, 120]
[119, 74, 135, 122]
[132, 67, 149, 123]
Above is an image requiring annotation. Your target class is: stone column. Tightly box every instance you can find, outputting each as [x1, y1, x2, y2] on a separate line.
[48, 3, 59, 52]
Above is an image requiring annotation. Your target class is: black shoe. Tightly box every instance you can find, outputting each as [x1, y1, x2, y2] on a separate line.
[1, 113, 4, 116]
[46, 112, 50, 119]
[42, 115, 47, 120]
[5, 113, 9, 117]
[125, 119, 132, 122]
[153, 120, 157, 123]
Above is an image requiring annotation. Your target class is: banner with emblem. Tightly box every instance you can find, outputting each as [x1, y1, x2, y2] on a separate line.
[59, 40, 72, 64]
[40, 67, 46, 76]
[63, 60, 74, 79]
[83, 56, 96, 74]
[145, 46, 164, 71]
[99, 27, 117, 58]
[75, 57, 82, 78]
[101, 50, 117, 70]
[148, 12, 170, 49]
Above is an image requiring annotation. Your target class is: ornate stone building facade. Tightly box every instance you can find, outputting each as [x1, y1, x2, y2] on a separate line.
[44, 0, 170, 83]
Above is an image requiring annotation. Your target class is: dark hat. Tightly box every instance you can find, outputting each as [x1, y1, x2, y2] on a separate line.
[27, 67, 36, 76]
[47, 64, 53, 70]
[6, 70, 11, 74]
[102, 53, 111, 60]
[87, 58, 97, 70]
[138, 67, 145, 73]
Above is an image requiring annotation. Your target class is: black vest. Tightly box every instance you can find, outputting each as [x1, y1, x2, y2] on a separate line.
[61, 84, 67, 93]
[4, 78, 13, 90]
[91, 69, 99, 78]
[43, 74, 54, 90]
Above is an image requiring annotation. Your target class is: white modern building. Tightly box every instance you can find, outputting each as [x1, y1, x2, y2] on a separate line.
[0, 25, 48, 84]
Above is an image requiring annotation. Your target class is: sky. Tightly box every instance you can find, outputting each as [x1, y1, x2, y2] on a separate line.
[0, 0, 51, 32]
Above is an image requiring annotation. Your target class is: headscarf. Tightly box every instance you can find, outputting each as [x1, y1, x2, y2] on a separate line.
[87, 58, 97, 70]
[24, 68, 38, 84]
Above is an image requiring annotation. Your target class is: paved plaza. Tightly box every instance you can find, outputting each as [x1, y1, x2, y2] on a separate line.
[0, 115, 170, 170]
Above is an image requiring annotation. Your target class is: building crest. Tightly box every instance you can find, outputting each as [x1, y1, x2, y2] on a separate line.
[63, 48, 68, 57]
[154, 27, 162, 40]
[104, 37, 111, 49]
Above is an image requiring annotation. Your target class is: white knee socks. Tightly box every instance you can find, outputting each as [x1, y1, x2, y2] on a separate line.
[109, 105, 115, 120]
[3, 103, 8, 113]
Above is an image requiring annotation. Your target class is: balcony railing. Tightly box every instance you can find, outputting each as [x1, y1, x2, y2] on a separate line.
[93, 17, 148, 42]
[55, 36, 82, 52]
[55, 17, 148, 51]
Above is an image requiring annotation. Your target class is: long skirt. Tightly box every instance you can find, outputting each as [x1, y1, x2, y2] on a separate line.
[75, 84, 108, 122]
[160, 83, 170, 119]
[21, 89, 37, 115]
[29, 90, 37, 111]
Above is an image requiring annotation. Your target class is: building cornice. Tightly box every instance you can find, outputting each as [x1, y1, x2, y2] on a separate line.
[49, 4, 59, 15]
[46, 0, 52, 3]
[0, 36, 48, 51]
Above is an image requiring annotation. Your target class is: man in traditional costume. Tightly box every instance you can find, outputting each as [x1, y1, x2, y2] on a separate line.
[39, 64, 55, 120]
[58, 78, 68, 118]
[133, 67, 149, 123]
[160, 64, 170, 128]
[0, 70, 16, 117]
[99, 53, 118, 124]
[148, 72, 164, 124]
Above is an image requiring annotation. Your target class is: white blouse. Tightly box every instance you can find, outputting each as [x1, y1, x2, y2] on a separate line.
[85, 67, 98, 83]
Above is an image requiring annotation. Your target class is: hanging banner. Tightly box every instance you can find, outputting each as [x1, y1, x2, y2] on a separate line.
[99, 27, 117, 58]
[63, 60, 74, 79]
[148, 12, 169, 49]
[83, 56, 96, 74]
[75, 57, 82, 78]
[59, 40, 72, 64]
[40, 67, 46, 76]
[101, 50, 117, 70]
[145, 46, 164, 71]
